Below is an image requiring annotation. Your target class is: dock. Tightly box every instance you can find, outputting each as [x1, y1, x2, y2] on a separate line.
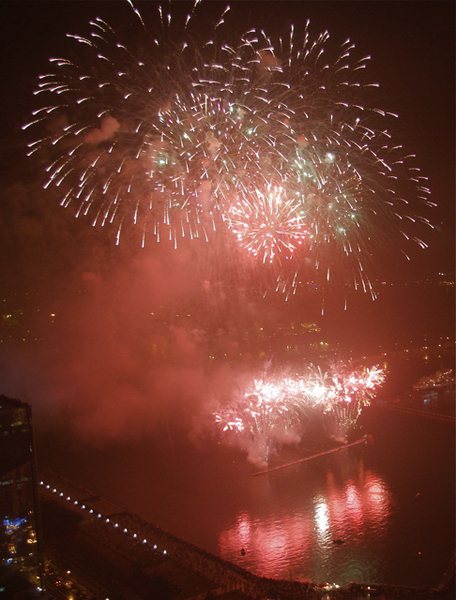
[252, 436, 372, 476]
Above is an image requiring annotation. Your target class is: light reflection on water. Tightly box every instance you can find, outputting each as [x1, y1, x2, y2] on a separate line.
[37, 405, 455, 588]
[219, 455, 394, 585]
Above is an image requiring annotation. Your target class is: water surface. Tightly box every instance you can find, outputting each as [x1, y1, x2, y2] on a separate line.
[37, 405, 455, 588]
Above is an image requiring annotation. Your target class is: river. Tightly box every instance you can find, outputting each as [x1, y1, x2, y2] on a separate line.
[36, 396, 455, 589]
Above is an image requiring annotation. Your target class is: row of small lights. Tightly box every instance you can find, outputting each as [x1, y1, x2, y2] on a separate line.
[39, 484, 353, 596]
[39, 481, 168, 558]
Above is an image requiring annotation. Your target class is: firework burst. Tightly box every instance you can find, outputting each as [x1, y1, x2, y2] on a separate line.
[214, 363, 385, 465]
[214, 372, 307, 466]
[308, 364, 385, 441]
[24, 1, 433, 295]
[227, 183, 307, 266]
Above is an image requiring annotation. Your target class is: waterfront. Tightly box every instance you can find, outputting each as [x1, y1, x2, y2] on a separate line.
[36, 399, 455, 589]
[38, 468, 454, 599]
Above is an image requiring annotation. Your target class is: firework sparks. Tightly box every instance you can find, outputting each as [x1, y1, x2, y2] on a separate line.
[24, 1, 433, 295]
[227, 183, 307, 265]
[214, 373, 308, 466]
[214, 363, 385, 465]
[309, 365, 385, 441]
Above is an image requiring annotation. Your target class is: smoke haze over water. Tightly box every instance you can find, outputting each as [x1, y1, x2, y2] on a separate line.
[0, 165, 453, 453]
[0, 0, 453, 461]
[1, 175, 453, 458]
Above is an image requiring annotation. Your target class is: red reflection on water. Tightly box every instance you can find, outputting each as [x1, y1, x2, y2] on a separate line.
[345, 483, 364, 527]
[325, 461, 391, 539]
[219, 510, 313, 579]
[363, 472, 390, 519]
[218, 459, 392, 582]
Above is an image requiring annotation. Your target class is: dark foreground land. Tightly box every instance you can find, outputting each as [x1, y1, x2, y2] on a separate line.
[38, 467, 455, 600]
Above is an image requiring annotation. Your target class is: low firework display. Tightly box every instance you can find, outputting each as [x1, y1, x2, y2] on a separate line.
[214, 364, 385, 466]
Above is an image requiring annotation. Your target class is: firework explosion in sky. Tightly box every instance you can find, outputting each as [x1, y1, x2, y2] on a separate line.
[0, 1, 453, 452]
[214, 363, 385, 466]
[23, 0, 434, 299]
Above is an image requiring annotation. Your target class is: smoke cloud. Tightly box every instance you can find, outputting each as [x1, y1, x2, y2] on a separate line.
[0, 170, 269, 450]
[84, 115, 120, 145]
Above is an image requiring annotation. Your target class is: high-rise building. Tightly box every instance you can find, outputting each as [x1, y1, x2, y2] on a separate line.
[0, 395, 45, 598]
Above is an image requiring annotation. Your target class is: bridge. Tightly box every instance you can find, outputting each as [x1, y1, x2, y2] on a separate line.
[38, 466, 454, 600]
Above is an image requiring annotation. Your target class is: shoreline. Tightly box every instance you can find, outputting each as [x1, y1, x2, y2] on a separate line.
[38, 466, 455, 599]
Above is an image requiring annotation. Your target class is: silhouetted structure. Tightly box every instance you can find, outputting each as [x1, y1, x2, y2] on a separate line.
[0, 395, 45, 598]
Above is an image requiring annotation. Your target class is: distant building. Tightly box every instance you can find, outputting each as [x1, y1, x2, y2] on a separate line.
[413, 369, 455, 407]
[0, 396, 45, 598]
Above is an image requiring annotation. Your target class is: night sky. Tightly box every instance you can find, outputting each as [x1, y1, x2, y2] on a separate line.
[0, 1, 454, 439]
[1, 1, 454, 276]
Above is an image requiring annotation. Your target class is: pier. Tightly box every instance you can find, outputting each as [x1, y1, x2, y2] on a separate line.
[251, 436, 372, 476]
